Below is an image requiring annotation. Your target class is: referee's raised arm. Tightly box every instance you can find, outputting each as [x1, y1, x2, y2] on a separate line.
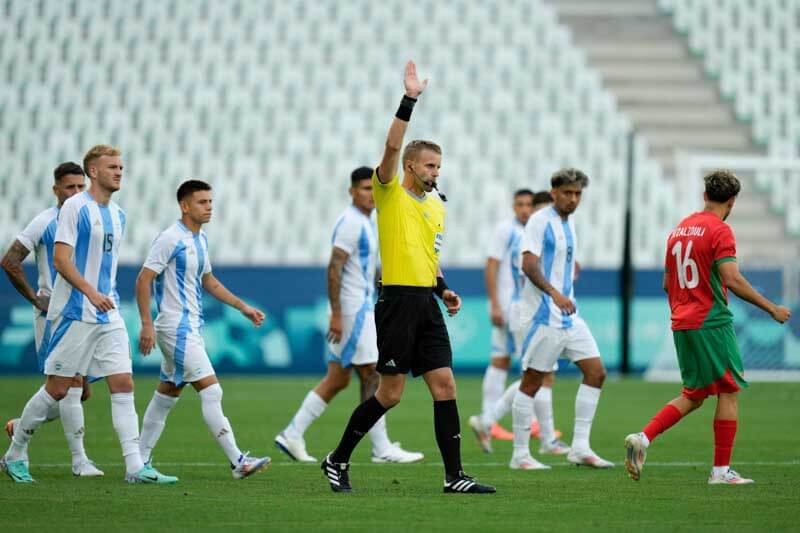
[376, 61, 428, 184]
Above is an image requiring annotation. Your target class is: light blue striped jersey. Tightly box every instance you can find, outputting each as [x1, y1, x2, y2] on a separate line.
[143, 221, 211, 333]
[486, 218, 525, 310]
[518, 206, 579, 329]
[47, 191, 126, 324]
[16, 206, 59, 305]
[331, 206, 378, 315]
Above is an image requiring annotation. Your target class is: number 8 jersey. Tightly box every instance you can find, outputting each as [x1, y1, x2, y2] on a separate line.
[47, 191, 126, 324]
[665, 211, 736, 331]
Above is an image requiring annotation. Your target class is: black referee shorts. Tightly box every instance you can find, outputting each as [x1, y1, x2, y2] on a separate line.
[375, 286, 453, 377]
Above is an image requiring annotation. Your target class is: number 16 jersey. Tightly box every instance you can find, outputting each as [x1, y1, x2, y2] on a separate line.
[665, 211, 736, 331]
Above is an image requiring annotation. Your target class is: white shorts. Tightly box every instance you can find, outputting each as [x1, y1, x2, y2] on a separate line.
[34, 312, 48, 371]
[42, 317, 132, 378]
[518, 317, 601, 372]
[328, 310, 378, 368]
[491, 324, 516, 358]
[156, 328, 215, 385]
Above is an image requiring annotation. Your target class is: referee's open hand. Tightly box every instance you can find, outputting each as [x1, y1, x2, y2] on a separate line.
[442, 290, 461, 317]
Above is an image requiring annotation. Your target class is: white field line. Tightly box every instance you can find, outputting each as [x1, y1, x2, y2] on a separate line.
[31, 460, 800, 468]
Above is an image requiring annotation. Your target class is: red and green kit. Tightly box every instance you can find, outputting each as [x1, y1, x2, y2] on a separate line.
[665, 211, 747, 400]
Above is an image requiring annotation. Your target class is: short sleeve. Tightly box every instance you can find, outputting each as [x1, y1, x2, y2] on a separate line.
[712, 224, 737, 263]
[486, 221, 510, 261]
[332, 215, 360, 256]
[201, 234, 212, 275]
[372, 168, 400, 207]
[16, 212, 49, 252]
[142, 233, 175, 275]
[54, 201, 80, 247]
[520, 216, 546, 257]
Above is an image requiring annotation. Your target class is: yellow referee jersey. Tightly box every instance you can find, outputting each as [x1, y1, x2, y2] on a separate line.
[372, 169, 445, 287]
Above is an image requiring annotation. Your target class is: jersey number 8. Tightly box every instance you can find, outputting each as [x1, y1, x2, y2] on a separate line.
[671, 240, 698, 289]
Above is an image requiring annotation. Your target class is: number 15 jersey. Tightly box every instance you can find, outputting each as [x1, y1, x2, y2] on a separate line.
[47, 191, 126, 325]
[665, 211, 736, 331]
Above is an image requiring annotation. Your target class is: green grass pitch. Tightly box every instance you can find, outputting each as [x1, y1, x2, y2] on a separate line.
[0, 376, 798, 532]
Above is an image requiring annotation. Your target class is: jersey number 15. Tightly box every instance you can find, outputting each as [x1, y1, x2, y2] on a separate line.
[103, 233, 114, 253]
[671, 240, 698, 289]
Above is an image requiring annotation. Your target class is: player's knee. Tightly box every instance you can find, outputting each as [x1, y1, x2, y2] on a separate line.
[330, 373, 352, 393]
[490, 356, 511, 371]
[688, 397, 704, 410]
[583, 364, 606, 388]
[518, 380, 539, 397]
[199, 382, 223, 403]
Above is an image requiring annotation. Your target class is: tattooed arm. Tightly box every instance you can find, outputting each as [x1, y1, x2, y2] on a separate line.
[1, 240, 46, 311]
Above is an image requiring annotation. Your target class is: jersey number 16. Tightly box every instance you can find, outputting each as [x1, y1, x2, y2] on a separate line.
[671, 240, 698, 289]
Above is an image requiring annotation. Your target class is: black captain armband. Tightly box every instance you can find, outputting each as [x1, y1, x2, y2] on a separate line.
[395, 95, 417, 121]
[434, 276, 449, 299]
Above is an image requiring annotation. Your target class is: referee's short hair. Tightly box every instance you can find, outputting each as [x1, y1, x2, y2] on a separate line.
[532, 190, 553, 206]
[551, 167, 589, 189]
[53, 161, 84, 183]
[704, 169, 740, 202]
[351, 166, 373, 186]
[402, 140, 441, 169]
[177, 179, 212, 202]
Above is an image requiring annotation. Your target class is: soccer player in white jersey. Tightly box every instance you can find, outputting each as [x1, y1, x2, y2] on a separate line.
[1, 145, 177, 484]
[469, 191, 567, 455]
[508, 168, 614, 470]
[275, 167, 423, 464]
[136, 180, 271, 479]
[1, 162, 102, 477]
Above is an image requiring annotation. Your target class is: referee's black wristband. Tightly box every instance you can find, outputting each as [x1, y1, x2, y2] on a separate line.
[434, 276, 449, 299]
[395, 95, 417, 122]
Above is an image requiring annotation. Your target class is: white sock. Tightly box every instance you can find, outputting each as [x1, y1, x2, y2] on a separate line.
[285, 390, 327, 440]
[712, 465, 729, 477]
[511, 389, 534, 456]
[60, 387, 88, 465]
[639, 432, 651, 447]
[368, 415, 392, 456]
[199, 384, 242, 465]
[482, 379, 520, 428]
[139, 391, 179, 464]
[534, 386, 555, 444]
[572, 384, 601, 452]
[110, 392, 145, 474]
[6, 386, 56, 461]
[481, 365, 508, 417]
[45, 401, 61, 422]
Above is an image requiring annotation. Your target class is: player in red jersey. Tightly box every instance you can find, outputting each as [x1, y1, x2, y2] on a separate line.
[624, 170, 791, 485]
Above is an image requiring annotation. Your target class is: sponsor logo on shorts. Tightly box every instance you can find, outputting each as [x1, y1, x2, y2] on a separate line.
[54, 362, 62, 371]
[385, 359, 397, 368]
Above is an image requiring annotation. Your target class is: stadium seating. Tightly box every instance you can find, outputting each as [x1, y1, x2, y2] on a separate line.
[660, 0, 800, 235]
[0, 0, 677, 267]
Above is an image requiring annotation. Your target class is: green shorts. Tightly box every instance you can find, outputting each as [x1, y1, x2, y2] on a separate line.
[673, 323, 748, 395]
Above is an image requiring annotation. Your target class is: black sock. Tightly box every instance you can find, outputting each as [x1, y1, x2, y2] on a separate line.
[330, 396, 388, 464]
[434, 399, 463, 481]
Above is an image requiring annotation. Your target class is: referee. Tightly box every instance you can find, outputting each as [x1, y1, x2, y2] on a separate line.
[321, 61, 495, 494]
